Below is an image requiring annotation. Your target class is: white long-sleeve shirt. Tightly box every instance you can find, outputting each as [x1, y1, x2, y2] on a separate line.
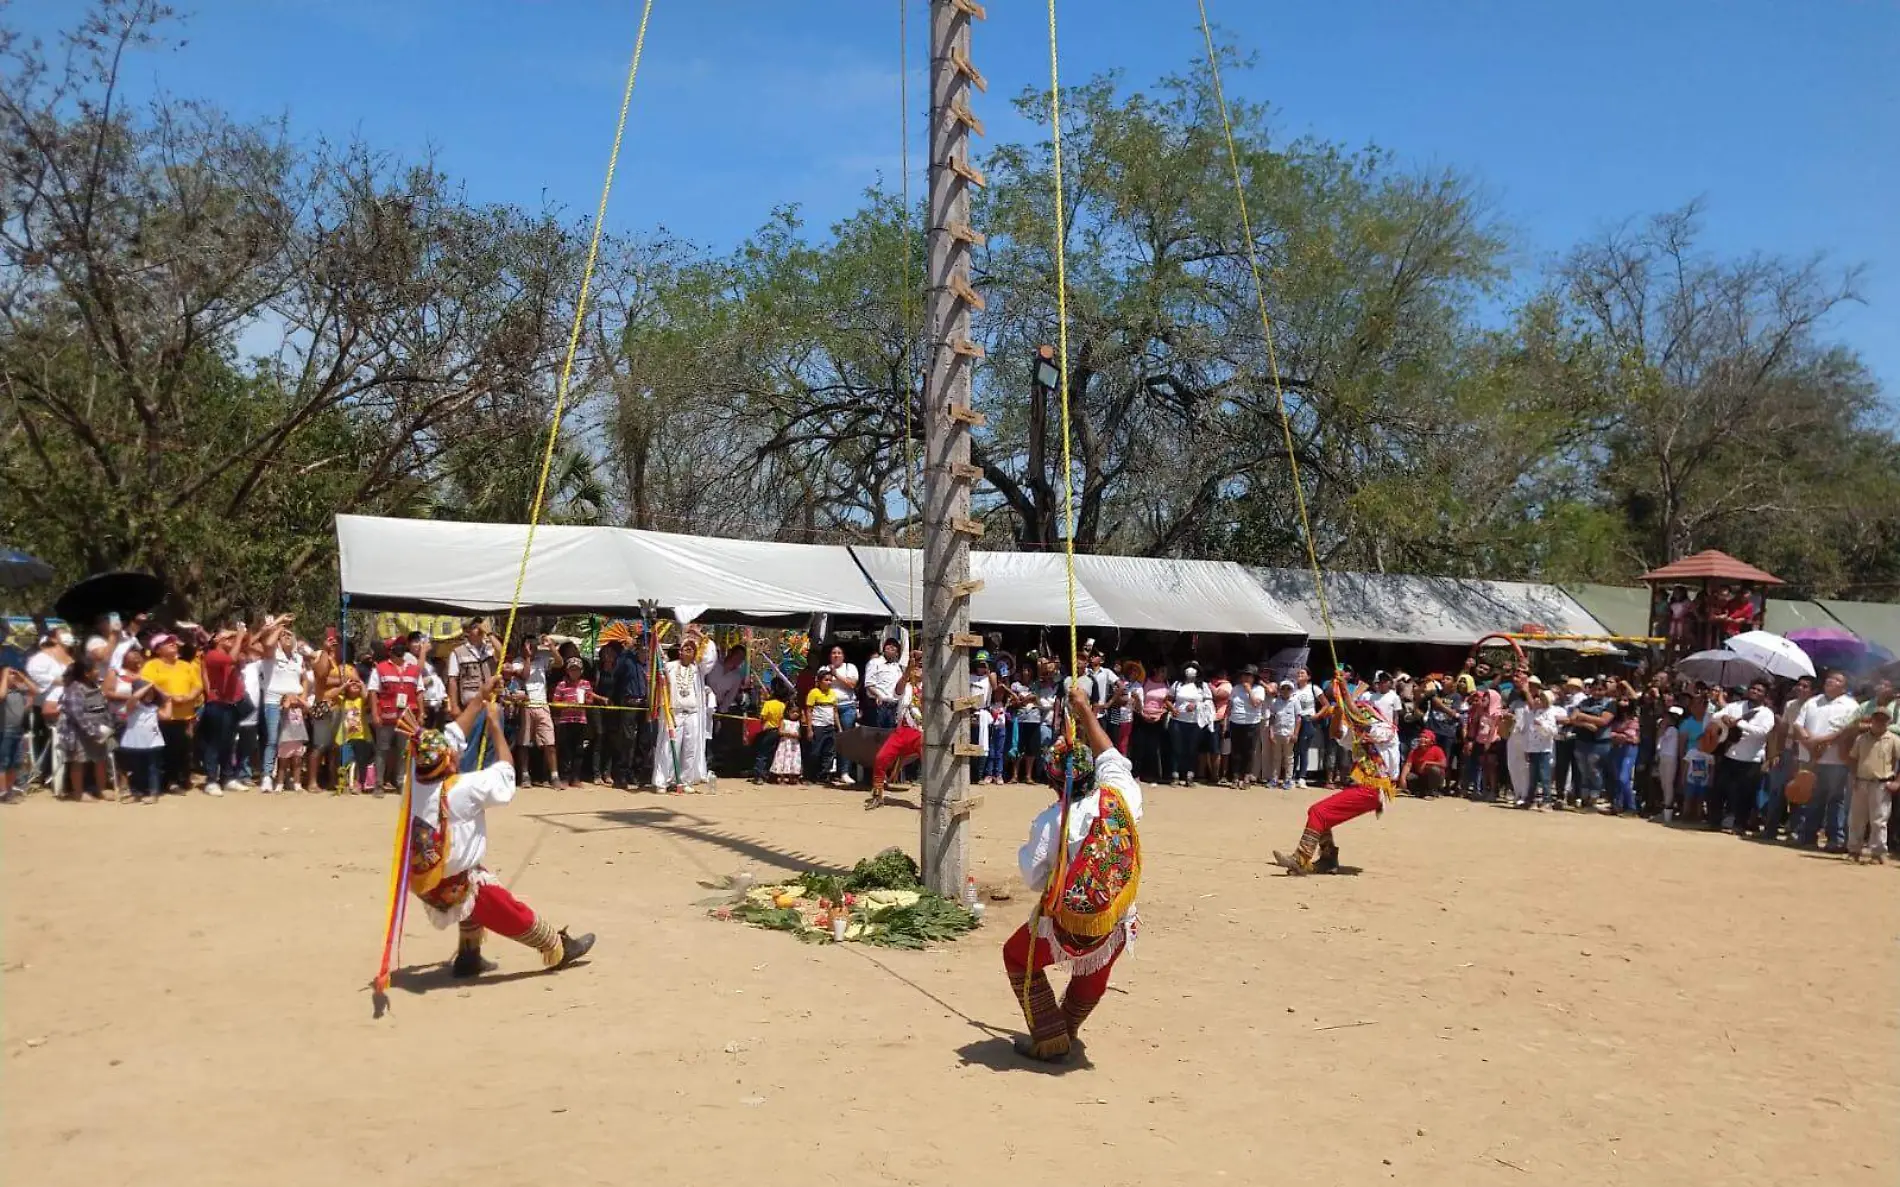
[1713, 700, 1774, 764]
[864, 639, 910, 706]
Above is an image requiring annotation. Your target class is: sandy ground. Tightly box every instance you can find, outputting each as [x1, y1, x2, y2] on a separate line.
[5, 775, 1896, 1187]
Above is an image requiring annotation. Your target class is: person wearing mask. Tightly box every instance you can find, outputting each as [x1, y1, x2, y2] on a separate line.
[1265, 678, 1299, 789]
[368, 635, 424, 793]
[862, 633, 908, 729]
[1290, 667, 1319, 786]
[1225, 666, 1265, 788]
[197, 625, 250, 796]
[1707, 679, 1774, 833]
[1790, 669, 1862, 850]
[1167, 663, 1210, 787]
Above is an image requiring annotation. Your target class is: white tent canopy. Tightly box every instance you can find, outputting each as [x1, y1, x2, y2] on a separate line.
[1071, 555, 1304, 635]
[846, 547, 1117, 627]
[335, 515, 890, 620]
[1248, 568, 1614, 649]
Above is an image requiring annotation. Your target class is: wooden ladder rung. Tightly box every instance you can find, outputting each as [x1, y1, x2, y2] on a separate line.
[950, 0, 987, 20]
[947, 155, 987, 188]
[946, 401, 986, 427]
[951, 694, 986, 712]
[950, 273, 986, 312]
[950, 96, 986, 138]
[951, 516, 986, 538]
[950, 632, 986, 648]
[948, 46, 988, 93]
[949, 461, 984, 482]
[952, 577, 986, 598]
[946, 220, 988, 248]
[947, 336, 986, 360]
[951, 742, 988, 758]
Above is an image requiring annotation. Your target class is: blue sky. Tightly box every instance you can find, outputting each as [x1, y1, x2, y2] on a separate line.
[15, 0, 1898, 390]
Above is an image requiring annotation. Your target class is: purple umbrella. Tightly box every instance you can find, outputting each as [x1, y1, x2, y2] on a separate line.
[1786, 626, 1895, 673]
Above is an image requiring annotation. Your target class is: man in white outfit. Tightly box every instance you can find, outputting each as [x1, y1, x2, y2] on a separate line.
[653, 626, 717, 792]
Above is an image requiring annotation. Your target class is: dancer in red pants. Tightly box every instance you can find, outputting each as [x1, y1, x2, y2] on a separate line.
[403, 689, 595, 977]
[1006, 681, 1143, 1063]
[868, 656, 924, 808]
[1274, 673, 1396, 875]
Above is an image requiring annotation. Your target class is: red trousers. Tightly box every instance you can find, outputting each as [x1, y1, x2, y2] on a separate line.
[1003, 921, 1120, 1051]
[873, 723, 923, 788]
[1306, 782, 1383, 836]
[466, 881, 536, 937]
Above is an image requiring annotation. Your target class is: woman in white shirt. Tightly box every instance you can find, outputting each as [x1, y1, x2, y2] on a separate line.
[258, 638, 310, 792]
[1167, 665, 1210, 786]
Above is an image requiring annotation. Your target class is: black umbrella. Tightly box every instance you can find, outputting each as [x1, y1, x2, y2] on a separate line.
[0, 547, 55, 591]
[54, 571, 168, 628]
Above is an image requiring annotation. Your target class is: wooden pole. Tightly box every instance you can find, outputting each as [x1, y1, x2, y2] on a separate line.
[920, 0, 985, 899]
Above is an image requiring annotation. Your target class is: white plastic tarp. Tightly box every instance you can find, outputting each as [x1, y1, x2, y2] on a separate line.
[335, 515, 890, 619]
[846, 547, 1117, 627]
[1069, 555, 1304, 635]
[1248, 568, 1614, 649]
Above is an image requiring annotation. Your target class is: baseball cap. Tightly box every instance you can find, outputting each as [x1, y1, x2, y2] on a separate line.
[1240, 663, 1259, 676]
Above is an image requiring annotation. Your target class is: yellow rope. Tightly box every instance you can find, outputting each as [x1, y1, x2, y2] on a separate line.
[1193, 0, 1340, 673]
[483, 2, 655, 759]
[1018, 0, 1084, 1039]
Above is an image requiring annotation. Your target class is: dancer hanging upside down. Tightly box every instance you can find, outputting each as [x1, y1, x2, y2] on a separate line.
[1273, 673, 1397, 875]
[403, 681, 596, 978]
[1006, 680, 1143, 1063]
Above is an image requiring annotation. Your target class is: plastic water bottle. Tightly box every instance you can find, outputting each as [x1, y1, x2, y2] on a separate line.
[963, 876, 979, 909]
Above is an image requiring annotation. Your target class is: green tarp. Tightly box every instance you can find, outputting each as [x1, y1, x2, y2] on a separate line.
[1560, 583, 1653, 640]
[1817, 599, 1900, 656]
[1764, 599, 1841, 635]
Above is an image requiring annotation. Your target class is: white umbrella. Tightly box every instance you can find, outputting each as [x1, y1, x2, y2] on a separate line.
[1674, 649, 1767, 687]
[1724, 630, 1817, 680]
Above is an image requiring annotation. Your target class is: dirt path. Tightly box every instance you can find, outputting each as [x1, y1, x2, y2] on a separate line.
[5, 780, 1894, 1186]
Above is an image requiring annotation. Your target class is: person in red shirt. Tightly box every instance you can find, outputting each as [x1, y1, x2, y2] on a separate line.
[551, 656, 602, 787]
[368, 636, 421, 793]
[1402, 732, 1448, 798]
[197, 624, 250, 795]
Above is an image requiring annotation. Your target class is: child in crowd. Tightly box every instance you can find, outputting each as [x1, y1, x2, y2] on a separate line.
[335, 676, 372, 794]
[552, 656, 599, 788]
[0, 662, 31, 803]
[771, 700, 804, 784]
[276, 692, 309, 792]
[1680, 742, 1712, 821]
[751, 681, 787, 784]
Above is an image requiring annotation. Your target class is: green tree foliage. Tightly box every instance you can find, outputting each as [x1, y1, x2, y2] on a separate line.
[3, 4, 1891, 616]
